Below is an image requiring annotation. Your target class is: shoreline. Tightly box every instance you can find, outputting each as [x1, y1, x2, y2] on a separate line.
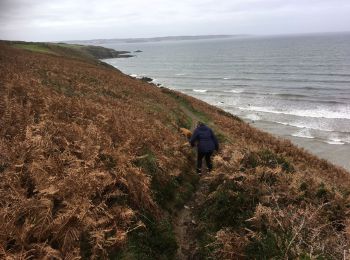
[125, 73, 350, 171]
[100, 33, 350, 173]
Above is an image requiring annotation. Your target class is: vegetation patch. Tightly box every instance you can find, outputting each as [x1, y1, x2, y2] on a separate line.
[198, 177, 259, 229]
[98, 153, 117, 170]
[171, 108, 193, 129]
[134, 151, 158, 176]
[161, 88, 210, 124]
[194, 176, 260, 258]
[100, 89, 123, 99]
[241, 149, 294, 172]
[13, 43, 56, 54]
[117, 217, 178, 260]
[245, 230, 293, 259]
[214, 130, 228, 144]
[216, 108, 243, 122]
[134, 149, 198, 211]
[38, 72, 77, 97]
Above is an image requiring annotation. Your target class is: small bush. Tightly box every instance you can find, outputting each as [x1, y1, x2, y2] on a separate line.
[316, 183, 328, 199]
[241, 149, 294, 173]
[172, 108, 192, 129]
[134, 152, 158, 176]
[245, 230, 291, 259]
[199, 181, 257, 230]
[241, 152, 259, 169]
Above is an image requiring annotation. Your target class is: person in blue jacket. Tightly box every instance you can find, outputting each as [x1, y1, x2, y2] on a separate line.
[189, 121, 219, 175]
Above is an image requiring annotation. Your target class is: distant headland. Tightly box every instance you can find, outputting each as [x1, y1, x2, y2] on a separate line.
[64, 34, 249, 45]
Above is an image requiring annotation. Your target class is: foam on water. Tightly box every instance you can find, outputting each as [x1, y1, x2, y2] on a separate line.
[244, 114, 261, 121]
[274, 121, 336, 132]
[291, 129, 315, 139]
[224, 89, 244, 93]
[325, 134, 350, 145]
[193, 89, 207, 93]
[326, 140, 345, 145]
[239, 106, 350, 120]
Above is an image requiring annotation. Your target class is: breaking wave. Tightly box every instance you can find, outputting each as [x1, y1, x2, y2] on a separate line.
[239, 106, 350, 120]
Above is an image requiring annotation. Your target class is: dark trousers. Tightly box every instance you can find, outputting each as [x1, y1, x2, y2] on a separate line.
[197, 151, 213, 173]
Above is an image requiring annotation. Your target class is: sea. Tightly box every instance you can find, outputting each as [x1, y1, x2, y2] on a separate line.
[101, 33, 350, 171]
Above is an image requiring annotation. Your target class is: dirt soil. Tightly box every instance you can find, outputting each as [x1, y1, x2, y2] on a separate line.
[174, 174, 213, 259]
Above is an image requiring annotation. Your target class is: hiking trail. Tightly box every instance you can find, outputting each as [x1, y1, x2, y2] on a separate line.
[173, 104, 214, 259]
[174, 174, 214, 259]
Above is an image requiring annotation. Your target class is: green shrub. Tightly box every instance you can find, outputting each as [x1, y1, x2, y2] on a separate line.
[241, 149, 294, 173]
[134, 152, 158, 176]
[316, 183, 328, 199]
[245, 230, 291, 259]
[118, 217, 178, 260]
[241, 152, 259, 169]
[171, 108, 192, 129]
[199, 181, 257, 230]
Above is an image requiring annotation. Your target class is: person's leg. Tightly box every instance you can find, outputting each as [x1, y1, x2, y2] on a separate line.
[197, 151, 204, 174]
[205, 152, 213, 172]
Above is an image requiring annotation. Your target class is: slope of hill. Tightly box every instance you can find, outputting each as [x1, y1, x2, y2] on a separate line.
[0, 42, 349, 259]
[1, 40, 133, 61]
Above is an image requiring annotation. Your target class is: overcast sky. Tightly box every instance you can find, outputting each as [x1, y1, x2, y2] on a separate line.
[0, 0, 350, 41]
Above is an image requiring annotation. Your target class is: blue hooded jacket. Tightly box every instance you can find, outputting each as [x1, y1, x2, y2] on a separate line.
[190, 124, 219, 153]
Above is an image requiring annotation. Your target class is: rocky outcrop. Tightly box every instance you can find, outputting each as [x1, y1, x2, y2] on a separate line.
[80, 45, 133, 59]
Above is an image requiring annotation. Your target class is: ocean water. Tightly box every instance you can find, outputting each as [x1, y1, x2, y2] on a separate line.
[101, 33, 350, 170]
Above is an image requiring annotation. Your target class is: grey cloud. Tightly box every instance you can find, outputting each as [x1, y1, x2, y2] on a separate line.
[0, 0, 349, 41]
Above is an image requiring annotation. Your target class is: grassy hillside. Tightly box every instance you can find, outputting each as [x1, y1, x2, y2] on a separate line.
[2, 40, 133, 62]
[0, 42, 349, 259]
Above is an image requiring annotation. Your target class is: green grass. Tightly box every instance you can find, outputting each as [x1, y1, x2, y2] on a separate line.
[171, 108, 193, 129]
[10, 41, 113, 65]
[245, 230, 292, 259]
[133, 150, 158, 176]
[133, 148, 198, 211]
[161, 88, 211, 124]
[12, 42, 94, 62]
[116, 217, 178, 260]
[241, 149, 295, 173]
[55, 42, 84, 49]
[13, 43, 56, 54]
[39, 73, 77, 97]
[195, 176, 261, 258]
[160, 88, 230, 147]
[199, 182, 258, 231]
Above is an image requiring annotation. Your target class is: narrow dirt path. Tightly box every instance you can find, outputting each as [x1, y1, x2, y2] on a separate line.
[173, 105, 213, 259]
[174, 174, 213, 259]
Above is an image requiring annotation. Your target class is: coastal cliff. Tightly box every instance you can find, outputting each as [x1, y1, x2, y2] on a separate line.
[1, 40, 133, 60]
[1, 42, 349, 259]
